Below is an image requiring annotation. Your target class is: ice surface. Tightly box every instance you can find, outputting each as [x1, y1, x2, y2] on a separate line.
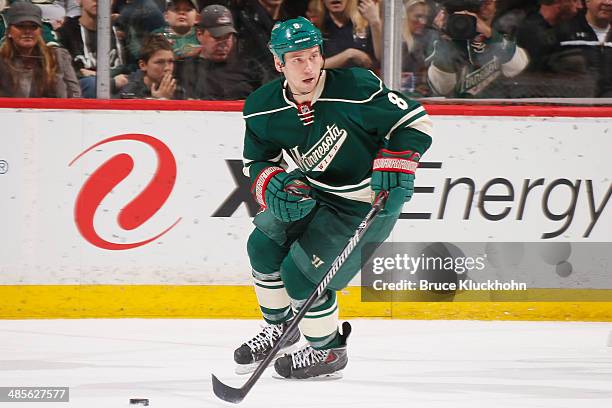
[1, 319, 611, 407]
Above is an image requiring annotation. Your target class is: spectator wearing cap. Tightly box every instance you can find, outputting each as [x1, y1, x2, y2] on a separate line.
[1, 1, 63, 46]
[119, 34, 183, 98]
[0, 1, 80, 97]
[152, 0, 201, 58]
[176, 4, 269, 99]
[57, 0, 129, 97]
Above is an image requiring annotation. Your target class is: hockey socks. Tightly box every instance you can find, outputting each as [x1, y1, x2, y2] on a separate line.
[252, 268, 293, 324]
[295, 290, 339, 349]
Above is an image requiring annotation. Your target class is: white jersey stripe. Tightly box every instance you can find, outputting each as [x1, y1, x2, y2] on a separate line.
[318, 70, 383, 104]
[242, 152, 284, 177]
[306, 176, 371, 191]
[243, 105, 293, 119]
[384, 105, 426, 140]
[561, 40, 612, 47]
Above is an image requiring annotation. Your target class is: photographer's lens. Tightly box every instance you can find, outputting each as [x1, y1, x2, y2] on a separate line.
[446, 14, 477, 40]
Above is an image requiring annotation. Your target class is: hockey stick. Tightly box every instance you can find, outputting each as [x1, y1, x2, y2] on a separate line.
[211, 190, 389, 403]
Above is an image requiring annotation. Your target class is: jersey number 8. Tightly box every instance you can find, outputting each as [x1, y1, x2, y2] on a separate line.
[387, 92, 408, 110]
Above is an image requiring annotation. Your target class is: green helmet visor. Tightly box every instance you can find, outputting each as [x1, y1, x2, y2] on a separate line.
[268, 17, 323, 64]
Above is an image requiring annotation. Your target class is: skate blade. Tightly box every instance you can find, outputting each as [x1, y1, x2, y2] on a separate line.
[272, 371, 344, 381]
[234, 343, 300, 375]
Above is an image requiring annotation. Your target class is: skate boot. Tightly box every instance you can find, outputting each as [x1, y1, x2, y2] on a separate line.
[274, 322, 351, 379]
[233, 320, 300, 374]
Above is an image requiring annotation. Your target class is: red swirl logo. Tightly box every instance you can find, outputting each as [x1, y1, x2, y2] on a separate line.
[69, 134, 181, 250]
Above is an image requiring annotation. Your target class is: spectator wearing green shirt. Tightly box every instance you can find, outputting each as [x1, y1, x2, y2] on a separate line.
[154, 0, 200, 59]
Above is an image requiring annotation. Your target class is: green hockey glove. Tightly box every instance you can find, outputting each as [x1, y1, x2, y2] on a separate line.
[251, 167, 315, 223]
[370, 149, 419, 214]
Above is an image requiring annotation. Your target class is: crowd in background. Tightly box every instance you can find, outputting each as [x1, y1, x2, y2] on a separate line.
[0, 0, 610, 99]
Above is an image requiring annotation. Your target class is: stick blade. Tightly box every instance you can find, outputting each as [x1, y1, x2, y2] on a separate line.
[211, 373, 247, 404]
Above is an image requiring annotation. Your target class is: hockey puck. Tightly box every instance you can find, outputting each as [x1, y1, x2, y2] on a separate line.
[129, 398, 149, 406]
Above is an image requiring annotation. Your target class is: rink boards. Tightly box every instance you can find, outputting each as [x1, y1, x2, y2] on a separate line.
[0, 100, 610, 319]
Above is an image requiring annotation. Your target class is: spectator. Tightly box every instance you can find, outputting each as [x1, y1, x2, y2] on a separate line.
[56, 0, 81, 18]
[401, 0, 437, 96]
[37, 2, 66, 47]
[427, 0, 529, 97]
[57, 0, 129, 97]
[233, 0, 295, 81]
[119, 34, 182, 98]
[176, 4, 268, 99]
[516, 0, 581, 72]
[0, 1, 80, 97]
[153, 0, 201, 58]
[39, 2, 66, 30]
[510, 0, 585, 97]
[493, 0, 535, 36]
[557, 0, 612, 96]
[311, 0, 382, 69]
[1, 1, 63, 45]
[114, 0, 165, 70]
[305, 0, 324, 26]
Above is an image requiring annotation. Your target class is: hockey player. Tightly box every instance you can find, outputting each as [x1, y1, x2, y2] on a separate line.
[233, 17, 432, 379]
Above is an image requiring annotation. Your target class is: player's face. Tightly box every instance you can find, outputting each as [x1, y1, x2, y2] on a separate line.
[197, 30, 234, 62]
[278, 46, 324, 98]
[140, 49, 174, 84]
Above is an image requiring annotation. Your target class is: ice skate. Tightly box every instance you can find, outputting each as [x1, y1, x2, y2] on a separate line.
[274, 322, 351, 380]
[233, 320, 300, 374]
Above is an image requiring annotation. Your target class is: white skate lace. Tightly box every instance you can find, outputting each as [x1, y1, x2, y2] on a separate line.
[291, 345, 329, 369]
[246, 324, 283, 352]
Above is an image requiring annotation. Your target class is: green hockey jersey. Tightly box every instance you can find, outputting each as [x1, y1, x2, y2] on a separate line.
[243, 68, 433, 203]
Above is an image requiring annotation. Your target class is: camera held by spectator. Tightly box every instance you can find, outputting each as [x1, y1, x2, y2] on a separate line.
[437, 0, 484, 40]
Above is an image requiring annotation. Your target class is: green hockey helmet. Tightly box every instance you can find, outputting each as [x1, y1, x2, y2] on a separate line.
[268, 17, 323, 64]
